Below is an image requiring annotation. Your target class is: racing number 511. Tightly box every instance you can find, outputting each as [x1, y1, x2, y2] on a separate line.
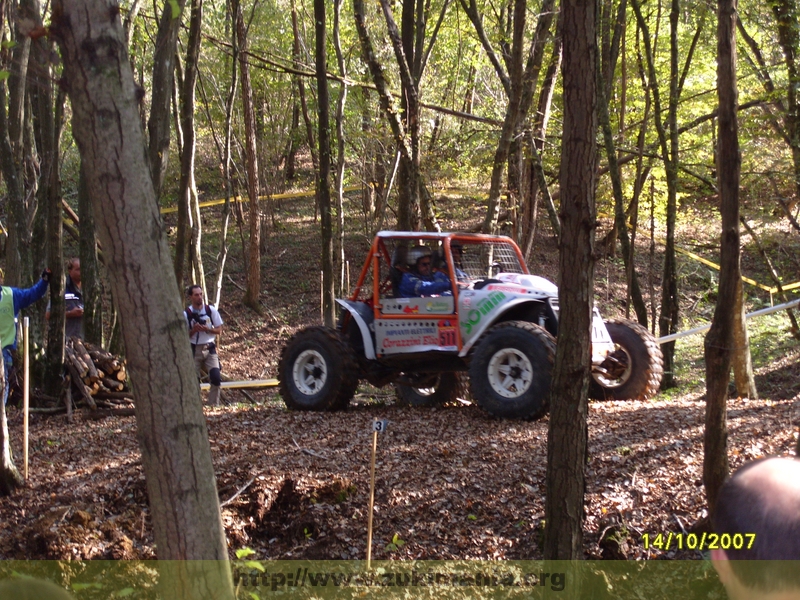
[439, 328, 457, 346]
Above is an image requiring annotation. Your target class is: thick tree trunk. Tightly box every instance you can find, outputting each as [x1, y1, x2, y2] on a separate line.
[236, 2, 262, 312]
[704, 0, 739, 515]
[52, 5, 234, 598]
[544, 0, 597, 561]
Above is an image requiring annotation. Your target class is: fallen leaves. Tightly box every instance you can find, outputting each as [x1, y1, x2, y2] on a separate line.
[1, 386, 797, 562]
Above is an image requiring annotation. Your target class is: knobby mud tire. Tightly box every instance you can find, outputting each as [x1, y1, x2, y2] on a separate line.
[469, 321, 555, 420]
[278, 326, 359, 411]
[590, 319, 663, 401]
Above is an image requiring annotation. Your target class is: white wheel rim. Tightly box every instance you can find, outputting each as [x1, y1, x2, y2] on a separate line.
[592, 346, 632, 388]
[293, 349, 327, 395]
[487, 348, 533, 398]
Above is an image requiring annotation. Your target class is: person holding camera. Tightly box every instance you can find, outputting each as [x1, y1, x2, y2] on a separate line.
[184, 284, 223, 406]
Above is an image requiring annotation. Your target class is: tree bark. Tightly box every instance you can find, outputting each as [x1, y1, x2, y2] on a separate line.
[52, 4, 234, 597]
[770, 0, 800, 204]
[631, 0, 680, 388]
[704, 0, 740, 515]
[0, 361, 23, 495]
[333, 0, 347, 295]
[596, 50, 649, 326]
[236, 0, 262, 311]
[176, 0, 205, 294]
[78, 164, 104, 346]
[544, 0, 597, 561]
[316, 0, 335, 327]
[147, 0, 187, 201]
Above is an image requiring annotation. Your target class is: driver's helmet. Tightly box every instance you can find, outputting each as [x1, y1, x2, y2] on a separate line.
[407, 245, 432, 268]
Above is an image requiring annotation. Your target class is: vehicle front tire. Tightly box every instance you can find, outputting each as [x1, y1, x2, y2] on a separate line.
[279, 326, 359, 411]
[469, 321, 555, 420]
[590, 319, 663, 400]
[394, 372, 462, 407]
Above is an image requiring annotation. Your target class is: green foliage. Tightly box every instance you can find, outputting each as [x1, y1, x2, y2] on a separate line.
[384, 532, 406, 552]
[235, 547, 256, 560]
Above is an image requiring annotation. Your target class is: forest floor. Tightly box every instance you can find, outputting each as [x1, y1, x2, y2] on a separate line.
[1, 190, 799, 572]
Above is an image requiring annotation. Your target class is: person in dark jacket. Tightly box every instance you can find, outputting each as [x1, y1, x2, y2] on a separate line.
[45, 257, 84, 340]
[0, 267, 51, 403]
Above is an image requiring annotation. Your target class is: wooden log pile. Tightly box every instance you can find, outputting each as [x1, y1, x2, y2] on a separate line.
[65, 337, 132, 410]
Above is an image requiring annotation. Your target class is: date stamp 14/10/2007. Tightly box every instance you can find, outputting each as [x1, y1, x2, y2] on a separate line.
[642, 532, 756, 552]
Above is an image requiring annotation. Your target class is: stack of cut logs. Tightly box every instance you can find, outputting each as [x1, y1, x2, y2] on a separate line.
[65, 337, 131, 410]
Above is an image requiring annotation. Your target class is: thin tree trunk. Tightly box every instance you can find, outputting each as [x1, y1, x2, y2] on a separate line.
[77, 164, 103, 346]
[596, 50, 649, 326]
[632, 0, 680, 387]
[334, 0, 347, 295]
[236, 1, 262, 312]
[544, 0, 597, 562]
[52, 4, 233, 597]
[316, 0, 335, 327]
[178, 0, 205, 294]
[291, 2, 319, 176]
[704, 0, 739, 515]
[148, 0, 187, 201]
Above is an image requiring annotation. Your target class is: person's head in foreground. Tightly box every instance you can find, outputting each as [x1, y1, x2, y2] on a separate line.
[711, 456, 800, 600]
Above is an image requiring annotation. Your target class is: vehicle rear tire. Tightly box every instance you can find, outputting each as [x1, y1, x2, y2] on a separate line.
[279, 326, 359, 411]
[469, 321, 555, 420]
[394, 372, 462, 407]
[590, 319, 663, 400]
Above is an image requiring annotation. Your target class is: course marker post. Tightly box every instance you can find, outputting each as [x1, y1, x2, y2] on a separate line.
[367, 418, 387, 568]
[23, 316, 29, 480]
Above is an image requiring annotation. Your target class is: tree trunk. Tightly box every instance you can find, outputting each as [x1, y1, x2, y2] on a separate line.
[52, 5, 234, 598]
[704, 0, 739, 515]
[544, 0, 597, 561]
[632, 0, 680, 388]
[2, 0, 34, 287]
[291, 2, 319, 178]
[0, 362, 23, 495]
[177, 0, 205, 294]
[42, 95, 67, 398]
[78, 164, 104, 346]
[770, 0, 800, 204]
[316, 0, 335, 327]
[596, 50, 649, 326]
[147, 0, 187, 201]
[333, 0, 348, 295]
[236, 1, 262, 312]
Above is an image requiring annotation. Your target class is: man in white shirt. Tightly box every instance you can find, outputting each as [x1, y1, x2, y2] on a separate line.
[184, 285, 223, 406]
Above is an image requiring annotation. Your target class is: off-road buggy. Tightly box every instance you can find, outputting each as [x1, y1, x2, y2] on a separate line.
[278, 232, 663, 419]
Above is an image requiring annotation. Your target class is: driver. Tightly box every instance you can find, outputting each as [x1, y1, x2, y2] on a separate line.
[398, 245, 452, 297]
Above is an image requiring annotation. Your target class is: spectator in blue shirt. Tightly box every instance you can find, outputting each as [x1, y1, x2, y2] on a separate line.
[398, 246, 452, 297]
[0, 268, 51, 404]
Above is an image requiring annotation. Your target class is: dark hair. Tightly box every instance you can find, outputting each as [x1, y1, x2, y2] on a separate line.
[187, 284, 202, 297]
[712, 458, 800, 591]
